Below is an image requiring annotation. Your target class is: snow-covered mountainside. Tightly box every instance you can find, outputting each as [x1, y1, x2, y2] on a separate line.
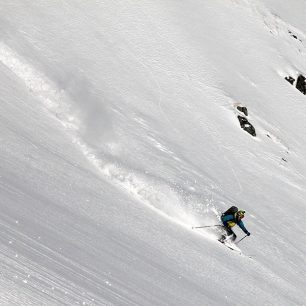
[1, 1, 306, 305]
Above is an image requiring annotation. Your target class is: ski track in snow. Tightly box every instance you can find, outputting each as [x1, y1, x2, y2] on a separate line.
[0, 42, 204, 232]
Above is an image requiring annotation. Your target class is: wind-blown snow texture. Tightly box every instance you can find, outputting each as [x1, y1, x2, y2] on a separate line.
[1, 0, 306, 305]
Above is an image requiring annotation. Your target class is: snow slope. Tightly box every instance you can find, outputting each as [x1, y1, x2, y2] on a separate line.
[1, 0, 306, 305]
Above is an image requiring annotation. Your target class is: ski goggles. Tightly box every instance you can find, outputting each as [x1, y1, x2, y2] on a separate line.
[237, 210, 245, 217]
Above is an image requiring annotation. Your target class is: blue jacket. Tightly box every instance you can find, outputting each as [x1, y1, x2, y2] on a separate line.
[221, 214, 249, 234]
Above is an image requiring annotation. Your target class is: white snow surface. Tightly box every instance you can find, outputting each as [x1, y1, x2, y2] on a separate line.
[1, 0, 306, 305]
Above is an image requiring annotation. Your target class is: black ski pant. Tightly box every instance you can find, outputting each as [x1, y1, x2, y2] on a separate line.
[223, 226, 237, 241]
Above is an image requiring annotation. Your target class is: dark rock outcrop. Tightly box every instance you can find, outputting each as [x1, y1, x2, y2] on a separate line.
[285, 76, 295, 85]
[288, 30, 302, 42]
[296, 75, 306, 95]
[237, 115, 256, 137]
[285, 74, 306, 95]
[236, 106, 248, 116]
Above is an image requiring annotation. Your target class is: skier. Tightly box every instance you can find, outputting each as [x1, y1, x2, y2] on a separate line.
[219, 206, 250, 243]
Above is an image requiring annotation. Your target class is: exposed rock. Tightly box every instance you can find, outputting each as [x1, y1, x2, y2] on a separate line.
[236, 106, 248, 116]
[285, 76, 295, 85]
[288, 30, 302, 42]
[237, 115, 256, 137]
[285, 74, 306, 95]
[296, 74, 306, 94]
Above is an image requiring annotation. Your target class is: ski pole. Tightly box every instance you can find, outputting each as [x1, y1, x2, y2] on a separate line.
[236, 235, 248, 244]
[192, 225, 222, 229]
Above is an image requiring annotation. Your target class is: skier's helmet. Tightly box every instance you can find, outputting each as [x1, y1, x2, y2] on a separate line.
[237, 210, 245, 218]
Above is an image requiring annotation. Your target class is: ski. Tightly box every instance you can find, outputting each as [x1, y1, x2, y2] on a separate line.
[218, 240, 253, 259]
